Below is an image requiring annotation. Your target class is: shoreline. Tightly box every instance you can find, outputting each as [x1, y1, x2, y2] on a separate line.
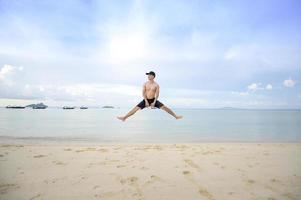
[1, 135, 301, 145]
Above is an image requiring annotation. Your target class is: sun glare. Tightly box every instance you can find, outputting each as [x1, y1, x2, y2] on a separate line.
[107, 34, 148, 62]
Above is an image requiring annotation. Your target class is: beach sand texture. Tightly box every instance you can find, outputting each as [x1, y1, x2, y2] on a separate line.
[0, 142, 300, 200]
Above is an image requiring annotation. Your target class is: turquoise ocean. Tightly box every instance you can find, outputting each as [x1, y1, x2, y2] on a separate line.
[0, 108, 300, 142]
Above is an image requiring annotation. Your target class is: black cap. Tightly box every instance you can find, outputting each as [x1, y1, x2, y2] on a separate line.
[146, 71, 156, 77]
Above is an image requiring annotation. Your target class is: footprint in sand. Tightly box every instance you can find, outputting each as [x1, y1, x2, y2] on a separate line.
[75, 147, 102, 153]
[18, 170, 24, 174]
[94, 189, 126, 199]
[282, 192, 298, 200]
[184, 159, 201, 171]
[97, 148, 109, 153]
[112, 174, 167, 199]
[202, 151, 215, 155]
[87, 163, 94, 168]
[182, 170, 215, 200]
[246, 179, 255, 185]
[140, 166, 149, 170]
[135, 145, 163, 151]
[0, 183, 20, 194]
[116, 164, 126, 168]
[30, 193, 43, 200]
[228, 191, 235, 195]
[198, 188, 215, 200]
[52, 161, 67, 165]
[128, 176, 139, 185]
[113, 175, 143, 199]
[117, 176, 139, 185]
[71, 176, 86, 185]
[33, 154, 46, 158]
[265, 183, 298, 200]
[143, 175, 165, 188]
[270, 178, 282, 184]
[93, 185, 100, 190]
[183, 170, 191, 175]
[101, 175, 158, 194]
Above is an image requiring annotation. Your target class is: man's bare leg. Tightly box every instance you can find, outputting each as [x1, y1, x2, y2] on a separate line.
[117, 106, 141, 121]
[160, 106, 183, 119]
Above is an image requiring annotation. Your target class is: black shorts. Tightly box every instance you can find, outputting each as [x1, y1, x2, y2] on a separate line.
[136, 98, 164, 109]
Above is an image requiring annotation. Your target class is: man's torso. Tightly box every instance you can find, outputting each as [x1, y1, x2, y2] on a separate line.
[144, 81, 158, 99]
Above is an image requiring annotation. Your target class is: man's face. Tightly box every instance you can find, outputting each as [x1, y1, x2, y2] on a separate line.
[148, 74, 155, 80]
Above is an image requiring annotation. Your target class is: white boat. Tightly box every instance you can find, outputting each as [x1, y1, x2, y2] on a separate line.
[63, 106, 75, 109]
[6, 105, 26, 109]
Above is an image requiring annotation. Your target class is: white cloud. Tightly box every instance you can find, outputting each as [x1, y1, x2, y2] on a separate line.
[247, 83, 264, 92]
[0, 64, 18, 80]
[0, 64, 24, 86]
[0, 65, 14, 80]
[232, 82, 271, 97]
[0, 66, 143, 106]
[266, 84, 273, 90]
[247, 83, 274, 91]
[283, 78, 296, 87]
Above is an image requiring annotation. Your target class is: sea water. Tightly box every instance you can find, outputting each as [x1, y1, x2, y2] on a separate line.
[0, 108, 300, 142]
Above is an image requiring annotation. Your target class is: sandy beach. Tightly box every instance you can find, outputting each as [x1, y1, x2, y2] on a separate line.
[0, 141, 300, 200]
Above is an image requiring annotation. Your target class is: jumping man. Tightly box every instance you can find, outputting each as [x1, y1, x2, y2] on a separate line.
[117, 71, 183, 121]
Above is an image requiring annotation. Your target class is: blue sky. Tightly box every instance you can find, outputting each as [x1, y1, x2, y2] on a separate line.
[0, 0, 300, 108]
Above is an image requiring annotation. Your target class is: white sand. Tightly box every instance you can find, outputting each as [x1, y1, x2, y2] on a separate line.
[0, 142, 301, 200]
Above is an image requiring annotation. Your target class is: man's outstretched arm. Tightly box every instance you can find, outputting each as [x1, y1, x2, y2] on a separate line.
[155, 85, 159, 102]
[142, 83, 149, 107]
[142, 83, 147, 100]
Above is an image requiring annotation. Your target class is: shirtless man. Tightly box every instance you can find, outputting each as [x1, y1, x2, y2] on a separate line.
[117, 71, 183, 121]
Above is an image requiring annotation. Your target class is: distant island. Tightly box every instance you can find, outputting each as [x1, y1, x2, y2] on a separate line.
[218, 107, 243, 110]
[26, 102, 48, 109]
[102, 106, 114, 108]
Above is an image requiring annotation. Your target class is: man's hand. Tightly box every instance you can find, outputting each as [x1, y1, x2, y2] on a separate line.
[150, 101, 156, 109]
[145, 100, 150, 107]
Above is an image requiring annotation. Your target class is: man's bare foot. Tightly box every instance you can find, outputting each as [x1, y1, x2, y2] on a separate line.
[117, 116, 126, 121]
[175, 115, 183, 120]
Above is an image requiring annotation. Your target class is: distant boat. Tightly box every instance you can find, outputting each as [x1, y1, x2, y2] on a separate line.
[63, 106, 75, 109]
[27, 102, 48, 109]
[80, 106, 88, 109]
[6, 105, 26, 109]
[33, 105, 48, 109]
[102, 106, 114, 108]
